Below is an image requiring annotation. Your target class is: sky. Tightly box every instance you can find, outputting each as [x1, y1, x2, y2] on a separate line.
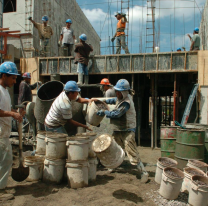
[76, 0, 206, 55]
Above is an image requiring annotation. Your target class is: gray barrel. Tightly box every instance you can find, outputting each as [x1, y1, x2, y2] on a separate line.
[34, 81, 64, 124]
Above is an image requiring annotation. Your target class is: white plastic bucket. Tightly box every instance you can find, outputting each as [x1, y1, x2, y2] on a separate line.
[155, 157, 178, 184]
[36, 131, 46, 155]
[189, 175, 208, 206]
[66, 136, 89, 161]
[85, 101, 109, 126]
[92, 134, 125, 169]
[159, 167, 184, 200]
[76, 132, 97, 158]
[181, 167, 205, 194]
[66, 160, 89, 188]
[24, 156, 44, 181]
[43, 158, 65, 184]
[187, 160, 208, 173]
[88, 158, 98, 181]
[45, 133, 67, 159]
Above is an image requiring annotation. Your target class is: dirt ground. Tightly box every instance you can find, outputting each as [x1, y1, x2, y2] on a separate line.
[1, 147, 161, 206]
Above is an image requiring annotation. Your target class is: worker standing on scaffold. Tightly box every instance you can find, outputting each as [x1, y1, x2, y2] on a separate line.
[28, 15, 53, 57]
[111, 11, 130, 54]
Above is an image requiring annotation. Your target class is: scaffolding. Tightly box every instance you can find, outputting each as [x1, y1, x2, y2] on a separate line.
[146, 0, 156, 53]
[24, 0, 34, 58]
[121, 0, 130, 46]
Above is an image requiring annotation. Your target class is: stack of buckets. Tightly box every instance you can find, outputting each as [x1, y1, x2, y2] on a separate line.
[155, 157, 208, 206]
[66, 132, 98, 188]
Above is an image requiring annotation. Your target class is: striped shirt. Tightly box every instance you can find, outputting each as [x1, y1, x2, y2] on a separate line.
[45, 91, 73, 127]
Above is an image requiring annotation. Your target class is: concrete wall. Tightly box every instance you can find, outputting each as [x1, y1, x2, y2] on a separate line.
[200, 0, 208, 50]
[3, 0, 100, 57]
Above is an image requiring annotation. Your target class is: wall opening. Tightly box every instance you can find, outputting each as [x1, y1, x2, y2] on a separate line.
[3, 0, 16, 13]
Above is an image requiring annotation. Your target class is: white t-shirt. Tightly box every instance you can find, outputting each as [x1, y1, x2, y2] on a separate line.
[61, 27, 74, 44]
[0, 85, 12, 136]
[45, 91, 73, 127]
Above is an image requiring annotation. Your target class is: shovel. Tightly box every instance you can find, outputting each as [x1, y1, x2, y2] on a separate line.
[12, 106, 29, 182]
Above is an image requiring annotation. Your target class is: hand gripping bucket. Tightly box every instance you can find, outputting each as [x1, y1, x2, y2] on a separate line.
[181, 167, 206, 194]
[155, 157, 178, 184]
[189, 175, 208, 206]
[159, 167, 184, 200]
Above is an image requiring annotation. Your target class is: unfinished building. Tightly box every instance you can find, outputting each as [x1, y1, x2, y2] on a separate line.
[3, 0, 100, 57]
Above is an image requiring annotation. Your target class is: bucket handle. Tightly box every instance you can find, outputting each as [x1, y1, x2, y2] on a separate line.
[162, 175, 177, 184]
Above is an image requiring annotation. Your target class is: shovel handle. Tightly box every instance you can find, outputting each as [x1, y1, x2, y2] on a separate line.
[18, 122, 23, 150]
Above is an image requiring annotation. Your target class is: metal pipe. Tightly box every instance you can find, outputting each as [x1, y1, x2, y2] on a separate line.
[151, 74, 154, 149]
[154, 74, 157, 148]
[173, 73, 177, 125]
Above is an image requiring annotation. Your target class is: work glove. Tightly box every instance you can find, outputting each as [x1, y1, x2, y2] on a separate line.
[58, 41, 61, 47]
[28, 16, 32, 20]
[111, 37, 115, 42]
[96, 110, 105, 116]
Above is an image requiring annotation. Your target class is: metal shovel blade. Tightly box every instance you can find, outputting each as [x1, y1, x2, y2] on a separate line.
[11, 163, 29, 182]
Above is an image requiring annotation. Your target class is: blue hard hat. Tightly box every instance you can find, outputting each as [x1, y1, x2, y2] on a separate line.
[22, 72, 31, 78]
[194, 27, 199, 32]
[79, 34, 87, 41]
[114, 79, 130, 91]
[0, 61, 19, 75]
[177, 48, 181, 51]
[64, 81, 81, 92]
[115, 11, 121, 16]
[42, 15, 48, 22]
[66, 19, 72, 23]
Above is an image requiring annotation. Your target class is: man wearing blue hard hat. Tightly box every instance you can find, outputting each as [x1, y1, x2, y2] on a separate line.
[74, 34, 93, 85]
[58, 19, 77, 56]
[0, 62, 25, 200]
[29, 15, 53, 56]
[177, 48, 181, 52]
[96, 79, 149, 183]
[45, 81, 92, 133]
[187, 27, 200, 51]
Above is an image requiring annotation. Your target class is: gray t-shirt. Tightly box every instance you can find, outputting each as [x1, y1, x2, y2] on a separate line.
[104, 87, 116, 98]
[192, 34, 200, 49]
[61, 27, 74, 44]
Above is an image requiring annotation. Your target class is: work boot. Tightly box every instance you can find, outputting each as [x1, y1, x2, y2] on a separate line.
[137, 162, 149, 183]
[77, 73, 83, 85]
[84, 75, 89, 85]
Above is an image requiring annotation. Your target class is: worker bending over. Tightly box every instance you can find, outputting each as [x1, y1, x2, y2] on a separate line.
[58, 19, 77, 56]
[0, 62, 24, 200]
[18, 72, 41, 104]
[111, 12, 130, 54]
[187, 27, 200, 51]
[75, 34, 93, 85]
[99, 78, 116, 97]
[45, 81, 92, 133]
[96, 79, 149, 183]
[29, 15, 53, 56]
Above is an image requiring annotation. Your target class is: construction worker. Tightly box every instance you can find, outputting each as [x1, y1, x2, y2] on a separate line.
[0, 62, 24, 200]
[28, 15, 53, 56]
[58, 19, 77, 56]
[74, 34, 93, 85]
[45, 81, 92, 133]
[177, 48, 181, 52]
[18, 72, 42, 105]
[188, 27, 200, 51]
[111, 11, 130, 54]
[96, 79, 149, 183]
[99, 78, 116, 97]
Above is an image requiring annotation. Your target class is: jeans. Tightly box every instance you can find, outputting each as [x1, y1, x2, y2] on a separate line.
[77, 63, 88, 75]
[62, 44, 73, 56]
[116, 35, 130, 54]
[40, 38, 50, 57]
[45, 125, 67, 134]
